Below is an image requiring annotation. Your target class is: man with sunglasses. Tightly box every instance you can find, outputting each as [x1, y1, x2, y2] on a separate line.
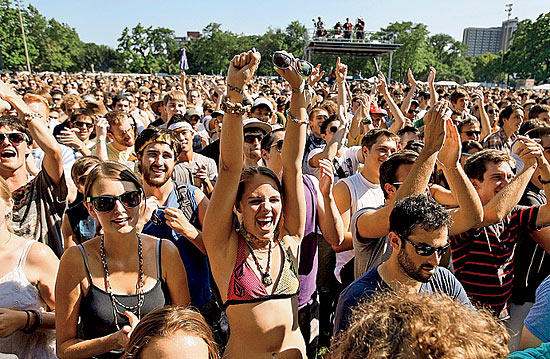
[458, 118, 482, 143]
[0, 80, 66, 257]
[242, 118, 271, 169]
[57, 108, 95, 156]
[334, 194, 472, 334]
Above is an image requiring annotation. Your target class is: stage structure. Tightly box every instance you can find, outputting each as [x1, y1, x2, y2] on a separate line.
[304, 29, 402, 82]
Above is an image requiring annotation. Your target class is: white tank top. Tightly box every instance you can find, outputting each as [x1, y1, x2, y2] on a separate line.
[334, 173, 385, 283]
[0, 241, 56, 359]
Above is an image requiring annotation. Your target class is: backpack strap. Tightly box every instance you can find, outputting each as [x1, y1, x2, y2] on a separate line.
[173, 181, 200, 229]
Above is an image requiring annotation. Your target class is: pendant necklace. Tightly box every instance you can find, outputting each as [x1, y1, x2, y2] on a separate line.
[240, 225, 274, 286]
[100, 233, 144, 330]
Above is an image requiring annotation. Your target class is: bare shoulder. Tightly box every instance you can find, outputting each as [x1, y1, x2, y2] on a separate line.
[26, 241, 59, 267]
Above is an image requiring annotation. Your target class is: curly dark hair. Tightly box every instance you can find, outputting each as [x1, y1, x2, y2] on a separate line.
[389, 194, 452, 239]
[328, 289, 509, 359]
[0, 115, 33, 145]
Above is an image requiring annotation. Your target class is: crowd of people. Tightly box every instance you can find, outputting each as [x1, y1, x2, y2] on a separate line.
[313, 17, 366, 41]
[0, 48, 549, 359]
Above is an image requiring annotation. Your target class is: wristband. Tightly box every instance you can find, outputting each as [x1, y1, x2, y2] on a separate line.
[22, 310, 41, 334]
[226, 84, 244, 95]
[21, 310, 30, 332]
[363, 117, 372, 125]
[291, 81, 305, 94]
[95, 138, 105, 144]
[290, 118, 309, 125]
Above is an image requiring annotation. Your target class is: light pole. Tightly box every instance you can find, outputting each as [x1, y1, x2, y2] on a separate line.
[16, 0, 32, 73]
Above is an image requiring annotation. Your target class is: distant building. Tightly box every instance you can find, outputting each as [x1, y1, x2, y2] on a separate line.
[174, 31, 202, 46]
[462, 18, 518, 57]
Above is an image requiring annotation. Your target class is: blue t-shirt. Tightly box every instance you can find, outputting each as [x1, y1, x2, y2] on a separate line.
[333, 264, 472, 334]
[524, 275, 550, 343]
[509, 343, 550, 359]
[142, 184, 212, 308]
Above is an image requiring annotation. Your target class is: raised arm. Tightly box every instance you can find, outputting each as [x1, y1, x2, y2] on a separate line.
[275, 53, 307, 241]
[427, 66, 438, 107]
[349, 94, 371, 140]
[308, 120, 347, 169]
[437, 121, 484, 235]
[335, 57, 348, 115]
[356, 103, 448, 239]
[0, 80, 63, 184]
[481, 138, 539, 226]
[472, 89, 491, 141]
[376, 73, 405, 134]
[203, 50, 261, 249]
[400, 68, 417, 115]
[317, 159, 345, 246]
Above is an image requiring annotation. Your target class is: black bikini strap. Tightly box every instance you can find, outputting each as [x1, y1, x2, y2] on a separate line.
[77, 244, 93, 284]
[156, 239, 162, 280]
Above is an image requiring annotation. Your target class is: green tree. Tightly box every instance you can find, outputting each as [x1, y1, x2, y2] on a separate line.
[117, 23, 179, 74]
[374, 21, 433, 82]
[471, 52, 504, 83]
[504, 13, 550, 82]
[0, 0, 39, 71]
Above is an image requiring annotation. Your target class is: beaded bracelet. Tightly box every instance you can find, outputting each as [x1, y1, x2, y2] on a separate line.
[24, 112, 41, 124]
[289, 118, 309, 125]
[220, 96, 250, 116]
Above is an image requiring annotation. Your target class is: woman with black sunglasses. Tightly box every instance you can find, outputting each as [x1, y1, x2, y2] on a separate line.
[55, 161, 190, 359]
[203, 50, 307, 358]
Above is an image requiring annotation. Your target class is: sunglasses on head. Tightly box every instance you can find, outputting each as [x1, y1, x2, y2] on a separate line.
[402, 236, 450, 257]
[74, 121, 94, 129]
[270, 139, 284, 152]
[244, 134, 264, 144]
[463, 130, 481, 137]
[272, 52, 313, 77]
[86, 190, 142, 213]
[0, 132, 28, 145]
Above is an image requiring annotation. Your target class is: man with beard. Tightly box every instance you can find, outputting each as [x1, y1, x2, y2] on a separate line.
[135, 127, 212, 310]
[333, 195, 472, 334]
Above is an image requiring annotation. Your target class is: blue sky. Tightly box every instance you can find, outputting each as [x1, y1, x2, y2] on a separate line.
[26, 0, 548, 48]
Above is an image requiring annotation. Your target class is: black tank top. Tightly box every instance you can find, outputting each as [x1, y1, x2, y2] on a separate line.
[77, 239, 169, 358]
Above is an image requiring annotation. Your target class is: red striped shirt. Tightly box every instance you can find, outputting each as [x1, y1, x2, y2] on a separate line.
[450, 206, 539, 319]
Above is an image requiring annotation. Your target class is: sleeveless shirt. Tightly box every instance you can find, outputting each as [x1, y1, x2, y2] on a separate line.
[77, 239, 168, 359]
[0, 241, 56, 359]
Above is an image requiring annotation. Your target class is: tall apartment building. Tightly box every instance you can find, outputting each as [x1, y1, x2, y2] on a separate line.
[462, 18, 518, 56]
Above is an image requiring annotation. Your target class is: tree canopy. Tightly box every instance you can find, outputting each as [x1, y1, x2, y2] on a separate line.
[1, 0, 548, 84]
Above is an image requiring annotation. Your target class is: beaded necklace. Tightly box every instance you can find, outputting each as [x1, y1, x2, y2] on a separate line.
[99, 233, 144, 330]
[239, 225, 277, 286]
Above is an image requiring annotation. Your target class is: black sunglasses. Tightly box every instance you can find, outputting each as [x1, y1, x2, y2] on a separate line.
[463, 130, 481, 137]
[86, 190, 142, 212]
[408, 109, 420, 114]
[74, 121, 94, 129]
[272, 52, 313, 77]
[244, 134, 264, 144]
[487, 109, 496, 114]
[270, 139, 284, 152]
[328, 125, 338, 134]
[0, 132, 28, 145]
[402, 236, 450, 257]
